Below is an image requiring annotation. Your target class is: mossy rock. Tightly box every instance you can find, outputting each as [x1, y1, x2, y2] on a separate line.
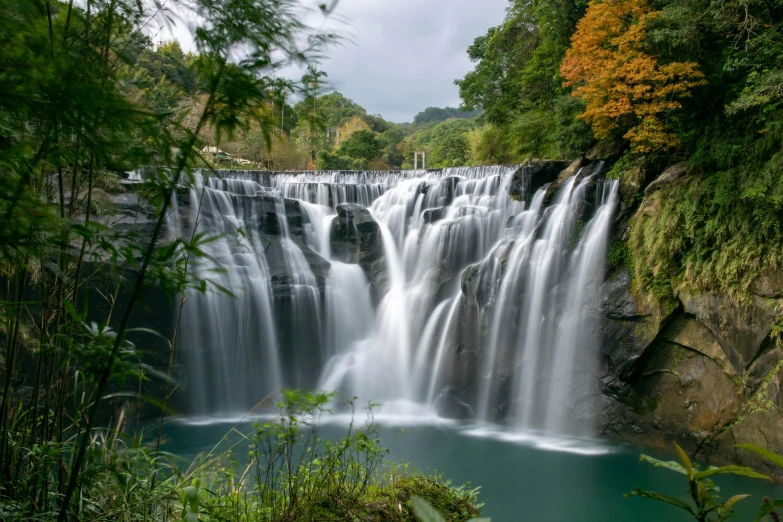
[311, 476, 482, 522]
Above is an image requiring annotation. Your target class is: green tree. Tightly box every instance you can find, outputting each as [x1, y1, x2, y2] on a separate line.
[337, 129, 383, 161]
[455, 0, 591, 160]
[413, 107, 479, 125]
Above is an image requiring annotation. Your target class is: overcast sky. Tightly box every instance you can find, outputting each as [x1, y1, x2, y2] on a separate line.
[159, 0, 510, 123]
[303, 0, 510, 122]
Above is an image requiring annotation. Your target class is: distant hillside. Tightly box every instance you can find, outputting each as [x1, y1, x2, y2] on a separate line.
[412, 106, 480, 125]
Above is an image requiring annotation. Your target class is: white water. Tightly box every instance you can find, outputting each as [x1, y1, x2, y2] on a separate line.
[171, 166, 619, 434]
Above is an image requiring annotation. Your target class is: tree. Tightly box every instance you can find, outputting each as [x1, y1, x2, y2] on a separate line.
[455, 0, 592, 159]
[337, 129, 382, 161]
[314, 91, 367, 128]
[272, 78, 295, 135]
[413, 107, 479, 125]
[335, 115, 371, 148]
[301, 65, 328, 164]
[560, 0, 706, 153]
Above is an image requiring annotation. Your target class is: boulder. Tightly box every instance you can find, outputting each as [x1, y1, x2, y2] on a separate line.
[329, 203, 384, 298]
[679, 290, 779, 376]
[508, 160, 571, 201]
[750, 267, 783, 298]
[586, 138, 625, 160]
[644, 162, 689, 196]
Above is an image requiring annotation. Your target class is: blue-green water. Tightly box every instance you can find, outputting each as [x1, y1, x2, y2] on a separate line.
[160, 418, 783, 521]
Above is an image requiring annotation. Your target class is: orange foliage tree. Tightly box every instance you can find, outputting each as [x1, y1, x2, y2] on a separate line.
[560, 0, 706, 153]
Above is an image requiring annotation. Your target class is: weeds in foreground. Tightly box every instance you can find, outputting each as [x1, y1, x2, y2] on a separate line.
[627, 443, 783, 521]
[0, 389, 484, 522]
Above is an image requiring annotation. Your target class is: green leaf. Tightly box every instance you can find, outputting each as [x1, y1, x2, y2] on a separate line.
[467, 519, 492, 522]
[411, 496, 447, 522]
[694, 466, 769, 481]
[639, 454, 688, 475]
[675, 443, 694, 478]
[626, 487, 695, 514]
[755, 499, 783, 522]
[737, 444, 783, 469]
[724, 494, 751, 509]
[183, 479, 199, 521]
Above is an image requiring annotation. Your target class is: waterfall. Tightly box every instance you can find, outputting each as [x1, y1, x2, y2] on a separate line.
[171, 165, 619, 434]
[171, 178, 281, 416]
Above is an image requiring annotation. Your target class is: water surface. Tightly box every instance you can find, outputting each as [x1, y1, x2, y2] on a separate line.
[160, 418, 783, 521]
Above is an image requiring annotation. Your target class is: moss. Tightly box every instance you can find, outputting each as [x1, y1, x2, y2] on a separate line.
[568, 219, 585, 250]
[719, 359, 783, 435]
[311, 475, 482, 522]
[607, 240, 634, 272]
[629, 152, 783, 308]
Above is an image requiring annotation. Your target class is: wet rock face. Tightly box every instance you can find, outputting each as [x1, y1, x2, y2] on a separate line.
[434, 385, 475, 420]
[507, 161, 571, 201]
[329, 203, 385, 297]
[330, 204, 379, 262]
[598, 268, 670, 380]
[600, 267, 639, 319]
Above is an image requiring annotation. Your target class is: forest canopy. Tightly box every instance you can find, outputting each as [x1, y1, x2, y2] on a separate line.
[452, 0, 783, 299]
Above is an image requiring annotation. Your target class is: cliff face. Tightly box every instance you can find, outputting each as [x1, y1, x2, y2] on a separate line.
[593, 154, 783, 476]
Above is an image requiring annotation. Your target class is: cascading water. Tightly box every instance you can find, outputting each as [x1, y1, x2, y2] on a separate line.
[170, 165, 619, 434]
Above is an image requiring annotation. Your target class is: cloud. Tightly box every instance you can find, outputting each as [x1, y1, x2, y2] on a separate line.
[153, 0, 509, 123]
[308, 0, 508, 122]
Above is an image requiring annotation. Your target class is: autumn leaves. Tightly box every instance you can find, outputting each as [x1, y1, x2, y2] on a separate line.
[561, 0, 706, 153]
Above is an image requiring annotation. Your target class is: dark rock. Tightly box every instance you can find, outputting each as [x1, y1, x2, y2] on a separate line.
[750, 267, 783, 298]
[330, 203, 382, 264]
[598, 269, 672, 379]
[600, 267, 639, 319]
[434, 386, 475, 420]
[586, 138, 625, 160]
[544, 159, 608, 204]
[679, 290, 779, 376]
[329, 203, 384, 299]
[508, 160, 571, 201]
[265, 238, 330, 297]
[644, 162, 688, 196]
[423, 206, 446, 225]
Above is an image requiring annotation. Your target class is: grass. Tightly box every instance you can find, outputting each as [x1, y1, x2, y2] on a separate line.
[0, 391, 483, 522]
